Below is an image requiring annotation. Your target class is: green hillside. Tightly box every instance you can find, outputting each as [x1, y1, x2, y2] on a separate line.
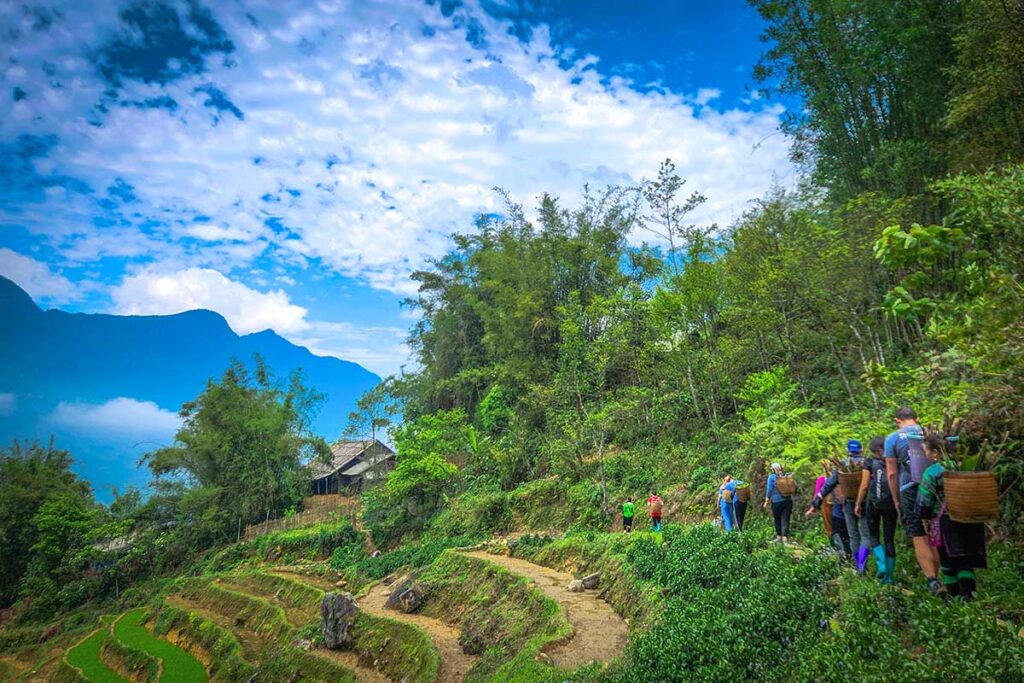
[3, 1, 1024, 681]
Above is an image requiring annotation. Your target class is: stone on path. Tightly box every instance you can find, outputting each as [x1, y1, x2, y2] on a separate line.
[321, 592, 358, 649]
[581, 572, 600, 590]
[567, 579, 585, 592]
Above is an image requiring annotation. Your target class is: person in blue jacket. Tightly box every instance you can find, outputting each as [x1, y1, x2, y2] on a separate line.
[718, 475, 739, 532]
[763, 463, 795, 542]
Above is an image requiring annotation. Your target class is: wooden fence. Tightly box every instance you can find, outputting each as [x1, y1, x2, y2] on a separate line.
[243, 495, 358, 541]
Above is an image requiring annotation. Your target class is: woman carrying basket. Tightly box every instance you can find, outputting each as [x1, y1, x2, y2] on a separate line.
[764, 463, 796, 543]
[918, 432, 988, 600]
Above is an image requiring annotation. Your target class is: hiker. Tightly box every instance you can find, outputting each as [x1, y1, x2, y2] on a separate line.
[806, 460, 850, 560]
[718, 476, 738, 532]
[647, 490, 664, 532]
[763, 463, 795, 542]
[733, 479, 750, 532]
[856, 436, 897, 584]
[918, 432, 987, 600]
[811, 440, 871, 573]
[885, 406, 943, 596]
[622, 498, 636, 533]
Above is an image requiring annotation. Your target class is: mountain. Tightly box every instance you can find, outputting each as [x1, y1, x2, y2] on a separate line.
[0, 276, 381, 498]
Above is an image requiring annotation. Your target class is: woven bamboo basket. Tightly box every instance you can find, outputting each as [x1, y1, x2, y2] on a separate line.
[775, 475, 796, 496]
[735, 485, 751, 502]
[838, 471, 862, 499]
[944, 471, 999, 523]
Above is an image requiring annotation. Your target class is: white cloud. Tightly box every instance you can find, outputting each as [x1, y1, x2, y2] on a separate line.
[110, 267, 411, 374]
[291, 320, 411, 378]
[111, 267, 310, 334]
[0, 393, 14, 416]
[695, 88, 722, 106]
[0, 248, 79, 304]
[0, 0, 794, 298]
[47, 397, 181, 440]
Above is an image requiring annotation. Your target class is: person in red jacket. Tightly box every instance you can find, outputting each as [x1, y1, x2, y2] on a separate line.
[647, 490, 664, 532]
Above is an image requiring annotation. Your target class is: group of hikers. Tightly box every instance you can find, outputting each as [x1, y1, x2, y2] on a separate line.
[622, 406, 988, 600]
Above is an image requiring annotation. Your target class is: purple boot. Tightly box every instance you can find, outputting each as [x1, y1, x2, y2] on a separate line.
[855, 547, 870, 574]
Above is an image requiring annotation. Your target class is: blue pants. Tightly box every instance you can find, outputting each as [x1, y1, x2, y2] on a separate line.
[720, 501, 735, 532]
[651, 516, 662, 532]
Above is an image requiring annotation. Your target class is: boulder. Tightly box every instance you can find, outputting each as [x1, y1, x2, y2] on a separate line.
[568, 579, 585, 592]
[398, 584, 425, 613]
[581, 572, 601, 590]
[385, 572, 422, 610]
[321, 592, 358, 649]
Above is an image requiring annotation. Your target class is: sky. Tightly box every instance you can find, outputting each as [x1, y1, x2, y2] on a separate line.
[0, 0, 795, 378]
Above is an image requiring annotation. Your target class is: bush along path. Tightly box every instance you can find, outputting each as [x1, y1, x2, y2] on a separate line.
[456, 550, 629, 670]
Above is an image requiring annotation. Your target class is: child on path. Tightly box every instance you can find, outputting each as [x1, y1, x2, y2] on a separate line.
[622, 498, 636, 532]
[647, 490, 664, 532]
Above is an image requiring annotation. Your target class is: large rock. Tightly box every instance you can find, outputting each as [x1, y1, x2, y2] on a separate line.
[321, 592, 358, 649]
[581, 572, 601, 590]
[397, 584, 425, 613]
[567, 579, 585, 592]
[385, 572, 423, 611]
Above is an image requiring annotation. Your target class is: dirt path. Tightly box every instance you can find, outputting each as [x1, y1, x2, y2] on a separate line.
[457, 550, 628, 670]
[306, 648, 391, 683]
[358, 582, 478, 682]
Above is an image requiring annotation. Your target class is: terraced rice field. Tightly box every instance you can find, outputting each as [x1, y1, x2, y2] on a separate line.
[64, 624, 128, 683]
[112, 608, 206, 682]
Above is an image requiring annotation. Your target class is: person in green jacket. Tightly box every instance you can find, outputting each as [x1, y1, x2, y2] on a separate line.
[622, 498, 636, 533]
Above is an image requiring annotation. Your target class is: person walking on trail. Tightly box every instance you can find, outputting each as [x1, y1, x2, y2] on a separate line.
[718, 476, 738, 532]
[917, 432, 987, 601]
[647, 490, 664, 532]
[733, 479, 750, 532]
[764, 463, 795, 543]
[885, 406, 943, 596]
[856, 436, 898, 584]
[622, 498, 636, 533]
[806, 460, 850, 560]
[811, 439, 871, 573]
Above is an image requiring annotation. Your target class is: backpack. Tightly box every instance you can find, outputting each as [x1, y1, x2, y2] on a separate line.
[650, 497, 664, 514]
[774, 475, 796, 496]
[869, 463, 895, 511]
[721, 487, 734, 503]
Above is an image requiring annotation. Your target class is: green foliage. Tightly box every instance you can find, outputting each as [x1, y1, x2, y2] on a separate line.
[144, 356, 329, 531]
[150, 604, 255, 681]
[0, 440, 92, 609]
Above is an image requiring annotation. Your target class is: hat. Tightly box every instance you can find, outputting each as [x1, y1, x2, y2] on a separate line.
[847, 439, 862, 453]
[770, 462, 782, 471]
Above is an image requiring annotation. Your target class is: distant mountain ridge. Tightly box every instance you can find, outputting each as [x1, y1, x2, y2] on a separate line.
[0, 276, 381, 497]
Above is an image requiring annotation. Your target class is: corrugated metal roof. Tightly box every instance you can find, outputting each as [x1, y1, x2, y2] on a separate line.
[309, 439, 394, 480]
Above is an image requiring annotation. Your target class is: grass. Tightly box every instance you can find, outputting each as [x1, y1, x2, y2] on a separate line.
[150, 604, 256, 682]
[112, 608, 206, 682]
[64, 623, 128, 683]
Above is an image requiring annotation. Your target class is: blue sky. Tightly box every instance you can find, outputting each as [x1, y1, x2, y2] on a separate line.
[0, 0, 794, 378]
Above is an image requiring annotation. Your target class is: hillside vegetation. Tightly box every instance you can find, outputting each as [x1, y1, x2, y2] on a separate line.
[3, 1, 1024, 681]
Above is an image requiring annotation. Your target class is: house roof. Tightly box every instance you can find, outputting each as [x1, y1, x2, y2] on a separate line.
[309, 439, 394, 480]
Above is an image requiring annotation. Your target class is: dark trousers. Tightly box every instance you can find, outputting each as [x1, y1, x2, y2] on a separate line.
[772, 499, 793, 537]
[735, 501, 748, 531]
[867, 504, 898, 558]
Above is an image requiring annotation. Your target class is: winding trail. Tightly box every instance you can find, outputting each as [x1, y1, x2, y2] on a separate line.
[457, 550, 629, 670]
[357, 582, 478, 683]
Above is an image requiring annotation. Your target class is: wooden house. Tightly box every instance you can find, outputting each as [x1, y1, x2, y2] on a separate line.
[310, 439, 395, 494]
